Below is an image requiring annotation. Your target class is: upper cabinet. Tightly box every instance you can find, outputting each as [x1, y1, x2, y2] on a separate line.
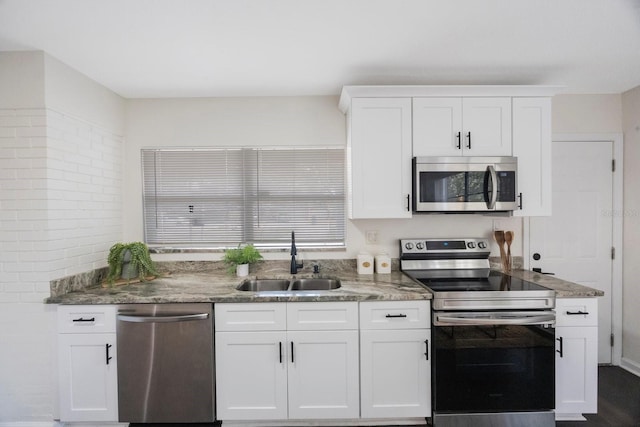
[413, 97, 512, 157]
[347, 98, 413, 219]
[339, 86, 561, 219]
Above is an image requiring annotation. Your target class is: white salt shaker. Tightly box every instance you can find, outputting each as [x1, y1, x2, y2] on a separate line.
[357, 253, 374, 274]
[375, 253, 391, 274]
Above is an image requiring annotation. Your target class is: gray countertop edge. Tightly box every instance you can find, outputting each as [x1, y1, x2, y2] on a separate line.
[46, 268, 603, 305]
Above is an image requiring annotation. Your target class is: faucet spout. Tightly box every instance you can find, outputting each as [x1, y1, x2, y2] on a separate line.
[290, 231, 303, 274]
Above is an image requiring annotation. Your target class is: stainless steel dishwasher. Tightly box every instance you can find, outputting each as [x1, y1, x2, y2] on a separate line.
[116, 303, 215, 423]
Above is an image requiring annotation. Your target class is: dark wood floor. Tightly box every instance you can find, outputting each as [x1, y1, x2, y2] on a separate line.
[130, 366, 640, 427]
[556, 365, 640, 427]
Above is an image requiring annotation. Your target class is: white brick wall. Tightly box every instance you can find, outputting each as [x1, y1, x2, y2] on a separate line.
[0, 107, 123, 423]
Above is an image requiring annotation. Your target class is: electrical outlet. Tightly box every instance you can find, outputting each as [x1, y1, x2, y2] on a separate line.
[365, 230, 378, 244]
[493, 220, 503, 231]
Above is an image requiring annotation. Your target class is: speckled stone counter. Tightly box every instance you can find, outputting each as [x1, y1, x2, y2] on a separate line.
[46, 268, 430, 305]
[46, 259, 603, 305]
[506, 269, 604, 298]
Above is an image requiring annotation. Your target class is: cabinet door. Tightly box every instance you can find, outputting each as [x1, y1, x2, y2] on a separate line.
[360, 329, 431, 418]
[413, 98, 463, 157]
[215, 331, 288, 420]
[58, 333, 118, 422]
[512, 97, 552, 216]
[462, 97, 512, 156]
[555, 326, 598, 416]
[287, 330, 360, 419]
[349, 98, 412, 218]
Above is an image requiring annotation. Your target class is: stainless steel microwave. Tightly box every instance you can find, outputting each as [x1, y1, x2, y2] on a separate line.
[412, 156, 518, 212]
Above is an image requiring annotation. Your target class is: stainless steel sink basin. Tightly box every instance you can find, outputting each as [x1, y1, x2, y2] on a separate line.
[235, 277, 342, 292]
[289, 278, 341, 291]
[236, 279, 290, 292]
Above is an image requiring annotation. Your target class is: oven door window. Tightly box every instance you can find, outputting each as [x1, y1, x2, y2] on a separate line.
[433, 324, 555, 412]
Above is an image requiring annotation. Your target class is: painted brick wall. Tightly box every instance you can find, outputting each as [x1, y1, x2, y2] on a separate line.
[0, 107, 123, 423]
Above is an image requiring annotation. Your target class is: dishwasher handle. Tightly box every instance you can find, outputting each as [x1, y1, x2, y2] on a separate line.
[117, 313, 209, 323]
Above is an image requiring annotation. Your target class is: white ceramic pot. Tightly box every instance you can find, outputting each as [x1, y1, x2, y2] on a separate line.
[236, 263, 249, 277]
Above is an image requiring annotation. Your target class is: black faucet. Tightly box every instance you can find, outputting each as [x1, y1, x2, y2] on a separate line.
[290, 231, 303, 274]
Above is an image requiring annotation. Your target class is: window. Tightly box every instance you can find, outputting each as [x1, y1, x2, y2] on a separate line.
[142, 147, 345, 248]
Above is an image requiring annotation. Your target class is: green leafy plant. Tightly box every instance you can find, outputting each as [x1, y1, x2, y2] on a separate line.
[107, 242, 159, 283]
[223, 244, 263, 275]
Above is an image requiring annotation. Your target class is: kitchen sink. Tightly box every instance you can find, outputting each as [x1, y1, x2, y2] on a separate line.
[289, 278, 341, 290]
[235, 278, 341, 292]
[236, 279, 290, 292]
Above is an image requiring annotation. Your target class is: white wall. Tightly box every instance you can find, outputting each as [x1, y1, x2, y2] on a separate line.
[0, 51, 125, 423]
[552, 94, 622, 133]
[622, 86, 640, 372]
[124, 96, 521, 262]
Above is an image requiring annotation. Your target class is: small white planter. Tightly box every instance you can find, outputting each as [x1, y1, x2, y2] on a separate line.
[236, 263, 249, 277]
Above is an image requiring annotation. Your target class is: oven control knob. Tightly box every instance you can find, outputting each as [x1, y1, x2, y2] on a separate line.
[405, 242, 414, 250]
[415, 242, 424, 250]
[477, 241, 487, 249]
[467, 242, 476, 249]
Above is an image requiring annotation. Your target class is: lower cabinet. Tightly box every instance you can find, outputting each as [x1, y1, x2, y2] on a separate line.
[215, 302, 360, 420]
[57, 305, 118, 422]
[359, 301, 432, 418]
[555, 298, 598, 419]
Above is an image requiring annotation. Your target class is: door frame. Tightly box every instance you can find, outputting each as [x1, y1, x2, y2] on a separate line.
[523, 133, 623, 366]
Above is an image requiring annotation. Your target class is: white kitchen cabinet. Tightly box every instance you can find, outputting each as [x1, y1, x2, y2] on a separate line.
[215, 302, 359, 421]
[555, 298, 598, 420]
[57, 305, 118, 422]
[359, 301, 431, 418]
[512, 97, 552, 216]
[413, 97, 512, 157]
[348, 97, 412, 219]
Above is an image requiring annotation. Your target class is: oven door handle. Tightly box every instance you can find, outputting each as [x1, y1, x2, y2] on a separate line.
[434, 313, 555, 326]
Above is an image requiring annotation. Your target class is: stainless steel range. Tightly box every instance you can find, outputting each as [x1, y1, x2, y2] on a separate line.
[400, 237, 557, 427]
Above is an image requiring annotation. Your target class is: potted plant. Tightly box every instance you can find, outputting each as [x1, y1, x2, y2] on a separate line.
[107, 242, 159, 284]
[223, 244, 263, 276]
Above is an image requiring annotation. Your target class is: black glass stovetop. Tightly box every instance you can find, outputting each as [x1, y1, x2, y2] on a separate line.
[410, 270, 550, 293]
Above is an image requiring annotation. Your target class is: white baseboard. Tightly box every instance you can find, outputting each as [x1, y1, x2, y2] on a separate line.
[554, 413, 586, 421]
[0, 423, 61, 427]
[222, 418, 427, 427]
[620, 357, 640, 377]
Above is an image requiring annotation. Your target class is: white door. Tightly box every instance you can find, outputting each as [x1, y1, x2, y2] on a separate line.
[287, 330, 360, 419]
[360, 329, 431, 418]
[530, 141, 613, 363]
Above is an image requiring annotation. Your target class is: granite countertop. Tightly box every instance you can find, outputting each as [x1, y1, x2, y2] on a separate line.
[46, 259, 603, 305]
[506, 269, 604, 298]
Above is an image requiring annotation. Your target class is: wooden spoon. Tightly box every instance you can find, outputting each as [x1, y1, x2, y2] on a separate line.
[504, 231, 514, 272]
[493, 230, 507, 271]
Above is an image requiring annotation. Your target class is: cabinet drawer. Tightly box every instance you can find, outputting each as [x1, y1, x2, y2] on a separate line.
[287, 302, 358, 330]
[360, 300, 430, 330]
[58, 305, 116, 334]
[216, 303, 286, 331]
[555, 298, 598, 327]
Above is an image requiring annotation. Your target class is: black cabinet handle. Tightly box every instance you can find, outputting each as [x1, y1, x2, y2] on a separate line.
[424, 339, 429, 360]
[456, 132, 461, 149]
[406, 194, 410, 211]
[566, 310, 590, 316]
[72, 317, 95, 323]
[290, 342, 294, 363]
[385, 314, 407, 318]
[466, 132, 471, 149]
[279, 342, 283, 363]
[532, 268, 555, 275]
[105, 343, 113, 365]
[556, 337, 563, 358]
[518, 192, 523, 210]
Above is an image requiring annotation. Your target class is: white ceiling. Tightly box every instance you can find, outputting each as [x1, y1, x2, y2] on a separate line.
[1, 0, 639, 98]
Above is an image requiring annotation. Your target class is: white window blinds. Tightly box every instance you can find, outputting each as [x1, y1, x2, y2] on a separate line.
[142, 147, 345, 248]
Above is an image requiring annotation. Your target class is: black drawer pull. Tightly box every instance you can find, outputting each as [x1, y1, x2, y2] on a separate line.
[566, 311, 589, 315]
[72, 317, 95, 323]
[385, 314, 407, 318]
[279, 342, 283, 364]
[424, 339, 429, 360]
[291, 342, 294, 363]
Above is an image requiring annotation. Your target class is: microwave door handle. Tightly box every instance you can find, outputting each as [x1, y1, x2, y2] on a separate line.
[485, 165, 498, 209]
